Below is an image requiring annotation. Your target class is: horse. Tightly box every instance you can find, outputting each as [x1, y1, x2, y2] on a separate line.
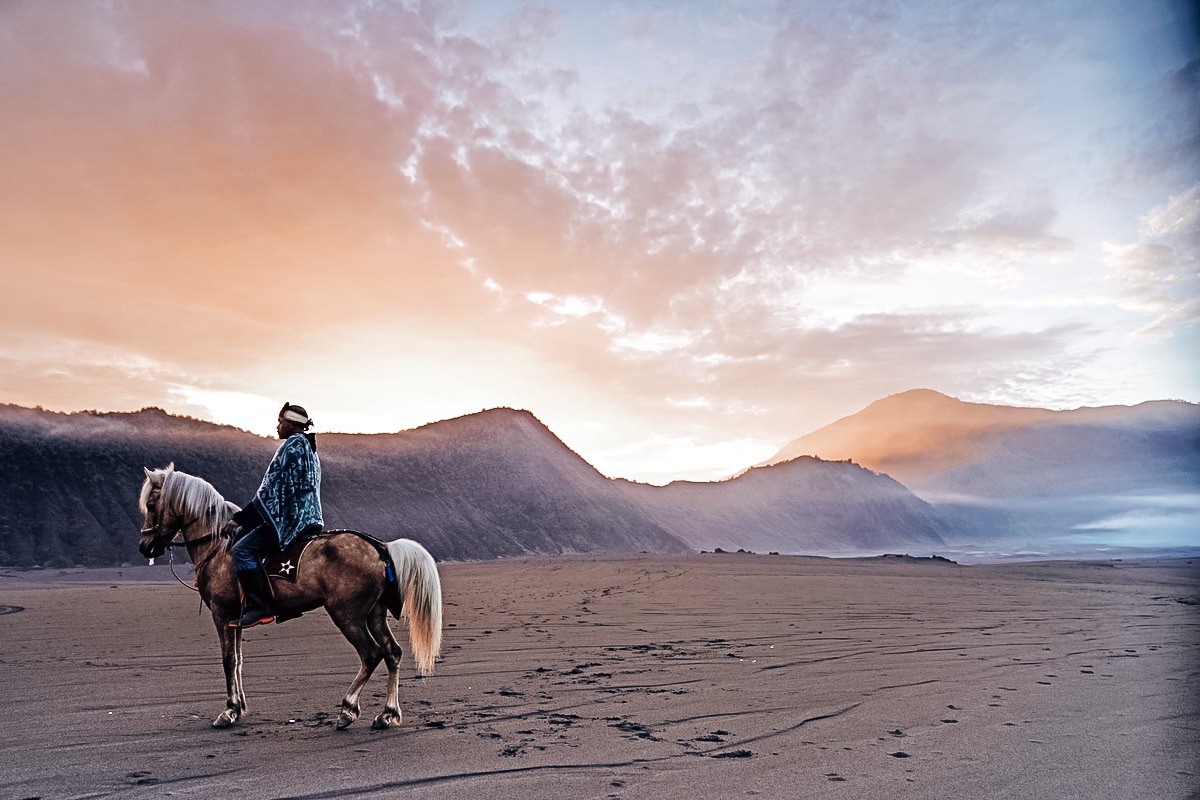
[136, 463, 442, 730]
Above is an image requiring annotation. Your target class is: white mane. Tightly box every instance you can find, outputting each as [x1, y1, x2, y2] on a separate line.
[141, 466, 236, 536]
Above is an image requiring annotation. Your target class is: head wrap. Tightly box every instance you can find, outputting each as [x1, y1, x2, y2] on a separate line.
[279, 403, 314, 429]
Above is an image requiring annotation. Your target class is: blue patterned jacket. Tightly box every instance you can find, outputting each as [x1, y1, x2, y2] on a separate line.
[250, 433, 323, 548]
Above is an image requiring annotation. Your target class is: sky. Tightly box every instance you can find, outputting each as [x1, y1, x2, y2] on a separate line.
[1, 0, 1197, 484]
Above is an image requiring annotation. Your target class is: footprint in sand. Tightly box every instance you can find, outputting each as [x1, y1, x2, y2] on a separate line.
[610, 720, 660, 741]
[125, 772, 159, 786]
[711, 750, 752, 759]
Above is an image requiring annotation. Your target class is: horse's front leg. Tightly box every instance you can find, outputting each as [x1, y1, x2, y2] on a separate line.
[212, 622, 246, 728]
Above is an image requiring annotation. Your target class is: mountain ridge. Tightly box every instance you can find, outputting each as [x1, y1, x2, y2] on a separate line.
[3, 390, 1194, 566]
[0, 404, 691, 566]
[1, 403, 952, 567]
[760, 389, 1200, 550]
[761, 389, 1199, 485]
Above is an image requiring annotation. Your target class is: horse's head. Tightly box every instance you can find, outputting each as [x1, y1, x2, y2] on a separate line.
[138, 463, 178, 559]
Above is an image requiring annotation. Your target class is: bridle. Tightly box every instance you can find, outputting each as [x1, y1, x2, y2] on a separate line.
[141, 487, 205, 550]
[141, 487, 225, 593]
[140, 522, 217, 550]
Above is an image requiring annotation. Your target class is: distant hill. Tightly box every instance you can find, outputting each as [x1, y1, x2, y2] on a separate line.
[762, 388, 1058, 483]
[761, 390, 1200, 548]
[0, 404, 689, 567]
[617, 456, 950, 554]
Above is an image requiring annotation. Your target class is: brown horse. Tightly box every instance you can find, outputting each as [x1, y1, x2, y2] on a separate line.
[137, 463, 442, 730]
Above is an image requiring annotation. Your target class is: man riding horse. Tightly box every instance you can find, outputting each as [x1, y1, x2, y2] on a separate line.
[228, 402, 323, 628]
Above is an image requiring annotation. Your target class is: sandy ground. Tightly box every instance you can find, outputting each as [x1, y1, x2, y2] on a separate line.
[1, 553, 1197, 800]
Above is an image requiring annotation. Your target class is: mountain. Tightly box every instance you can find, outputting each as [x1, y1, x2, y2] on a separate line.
[617, 456, 950, 554]
[0, 404, 689, 567]
[314, 408, 691, 560]
[11, 389, 1183, 567]
[762, 390, 1200, 549]
[0, 405, 278, 567]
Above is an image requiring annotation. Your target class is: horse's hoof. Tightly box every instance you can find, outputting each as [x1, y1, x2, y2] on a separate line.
[335, 711, 357, 730]
[371, 708, 402, 729]
[212, 710, 239, 728]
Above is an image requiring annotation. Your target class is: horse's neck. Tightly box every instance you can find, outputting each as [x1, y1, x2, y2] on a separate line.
[183, 517, 229, 578]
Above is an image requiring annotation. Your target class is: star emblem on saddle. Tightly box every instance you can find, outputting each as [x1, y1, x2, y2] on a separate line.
[279, 559, 295, 576]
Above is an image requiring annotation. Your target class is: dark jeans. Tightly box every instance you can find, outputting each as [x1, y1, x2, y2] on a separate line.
[231, 524, 275, 571]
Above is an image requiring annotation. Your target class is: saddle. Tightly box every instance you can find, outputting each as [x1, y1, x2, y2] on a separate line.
[262, 528, 395, 585]
[262, 534, 320, 583]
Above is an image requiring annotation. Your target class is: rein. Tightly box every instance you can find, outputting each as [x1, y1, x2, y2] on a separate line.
[150, 522, 227, 595]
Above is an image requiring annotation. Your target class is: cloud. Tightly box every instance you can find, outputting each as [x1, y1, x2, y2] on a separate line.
[0, 2, 495, 349]
[1, 1, 1197, 480]
[1141, 181, 1200, 250]
[0, 333, 212, 417]
[1103, 183, 1200, 335]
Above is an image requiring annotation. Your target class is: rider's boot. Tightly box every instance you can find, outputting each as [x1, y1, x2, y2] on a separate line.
[231, 567, 276, 628]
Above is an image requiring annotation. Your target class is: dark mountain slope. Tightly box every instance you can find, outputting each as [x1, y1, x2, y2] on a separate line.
[316, 408, 692, 560]
[0, 405, 689, 566]
[0, 405, 276, 566]
[618, 456, 950, 555]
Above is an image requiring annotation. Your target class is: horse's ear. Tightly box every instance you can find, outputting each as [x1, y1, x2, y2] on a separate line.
[144, 467, 153, 478]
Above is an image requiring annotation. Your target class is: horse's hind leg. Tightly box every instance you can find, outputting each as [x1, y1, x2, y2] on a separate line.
[367, 604, 405, 729]
[327, 609, 383, 730]
[213, 624, 246, 728]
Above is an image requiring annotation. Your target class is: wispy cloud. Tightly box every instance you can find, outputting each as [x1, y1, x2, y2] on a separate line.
[1103, 183, 1200, 335]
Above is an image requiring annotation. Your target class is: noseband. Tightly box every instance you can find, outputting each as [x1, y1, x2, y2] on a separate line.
[142, 519, 217, 550]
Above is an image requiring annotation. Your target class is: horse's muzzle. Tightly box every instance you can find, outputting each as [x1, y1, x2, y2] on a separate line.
[139, 537, 167, 560]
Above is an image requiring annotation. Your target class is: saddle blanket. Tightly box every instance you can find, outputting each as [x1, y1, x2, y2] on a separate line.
[262, 529, 391, 584]
[263, 534, 320, 583]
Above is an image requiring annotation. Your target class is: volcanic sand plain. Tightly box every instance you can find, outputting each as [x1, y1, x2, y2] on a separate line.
[1, 553, 1197, 799]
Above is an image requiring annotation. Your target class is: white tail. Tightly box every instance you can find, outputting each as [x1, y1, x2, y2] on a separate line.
[386, 538, 443, 676]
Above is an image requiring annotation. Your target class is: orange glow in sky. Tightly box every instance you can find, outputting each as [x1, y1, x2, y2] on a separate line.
[1, 1, 1197, 483]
